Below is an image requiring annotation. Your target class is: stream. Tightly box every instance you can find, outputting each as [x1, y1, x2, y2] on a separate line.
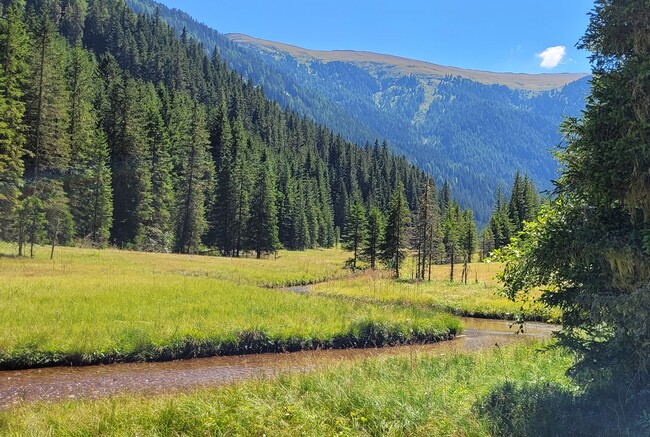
[0, 317, 558, 409]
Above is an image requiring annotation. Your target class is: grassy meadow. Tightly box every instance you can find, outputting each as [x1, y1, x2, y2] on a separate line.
[0, 342, 577, 436]
[0, 243, 460, 369]
[312, 262, 557, 321]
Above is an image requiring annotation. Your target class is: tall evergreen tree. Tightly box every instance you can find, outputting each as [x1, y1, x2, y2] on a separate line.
[381, 181, 411, 278]
[137, 83, 172, 251]
[25, 1, 70, 181]
[508, 171, 540, 232]
[173, 100, 211, 254]
[210, 98, 235, 254]
[0, 0, 29, 241]
[499, 0, 650, 383]
[16, 194, 44, 257]
[45, 182, 74, 259]
[65, 44, 112, 245]
[342, 193, 367, 271]
[362, 205, 384, 270]
[230, 118, 252, 257]
[443, 202, 462, 282]
[100, 61, 149, 246]
[489, 184, 513, 250]
[460, 209, 477, 284]
[245, 153, 280, 258]
[413, 177, 441, 280]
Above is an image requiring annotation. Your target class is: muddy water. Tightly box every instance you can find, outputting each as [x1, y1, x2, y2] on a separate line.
[0, 317, 558, 409]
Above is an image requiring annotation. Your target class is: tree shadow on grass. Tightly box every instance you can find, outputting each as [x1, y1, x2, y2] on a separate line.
[477, 380, 650, 436]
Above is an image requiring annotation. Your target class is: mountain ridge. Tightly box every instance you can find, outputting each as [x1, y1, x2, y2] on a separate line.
[125, 0, 591, 223]
[226, 33, 589, 92]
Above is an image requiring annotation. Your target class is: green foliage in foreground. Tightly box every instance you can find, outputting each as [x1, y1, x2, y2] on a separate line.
[0, 343, 574, 436]
[0, 244, 459, 369]
[497, 0, 650, 384]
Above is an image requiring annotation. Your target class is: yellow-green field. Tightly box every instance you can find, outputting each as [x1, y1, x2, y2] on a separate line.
[0, 343, 575, 436]
[0, 244, 460, 369]
[312, 263, 556, 321]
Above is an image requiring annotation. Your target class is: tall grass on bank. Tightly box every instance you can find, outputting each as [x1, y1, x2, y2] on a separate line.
[0, 244, 460, 369]
[312, 267, 556, 321]
[0, 343, 575, 436]
[0, 243, 350, 288]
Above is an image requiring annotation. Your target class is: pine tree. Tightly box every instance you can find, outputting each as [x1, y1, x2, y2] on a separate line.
[508, 171, 540, 232]
[230, 118, 251, 257]
[100, 61, 149, 246]
[480, 226, 495, 261]
[16, 194, 44, 257]
[45, 182, 74, 259]
[173, 100, 211, 254]
[439, 180, 452, 213]
[59, 0, 88, 44]
[65, 44, 112, 246]
[137, 83, 172, 251]
[245, 154, 280, 258]
[489, 184, 513, 250]
[381, 181, 411, 278]
[460, 209, 477, 284]
[25, 1, 71, 181]
[443, 202, 462, 282]
[499, 0, 650, 382]
[0, 0, 30, 241]
[210, 98, 235, 254]
[362, 205, 384, 270]
[342, 194, 367, 271]
[413, 178, 440, 280]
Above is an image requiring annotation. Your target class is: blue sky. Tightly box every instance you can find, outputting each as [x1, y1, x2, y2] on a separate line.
[157, 0, 594, 74]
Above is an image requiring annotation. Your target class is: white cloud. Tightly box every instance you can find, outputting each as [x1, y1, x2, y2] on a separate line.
[537, 46, 567, 69]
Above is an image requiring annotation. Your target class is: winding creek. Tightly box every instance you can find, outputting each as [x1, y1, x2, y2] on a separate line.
[0, 317, 558, 410]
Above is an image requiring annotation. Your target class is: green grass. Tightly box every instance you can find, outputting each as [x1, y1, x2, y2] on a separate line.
[0, 342, 575, 436]
[311, 265, 557, 321]
[0, 242, 351, 288]
[0, 244, 460, 369]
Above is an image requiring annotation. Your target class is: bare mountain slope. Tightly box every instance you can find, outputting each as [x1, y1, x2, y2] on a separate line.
[227, 33, 588, 92]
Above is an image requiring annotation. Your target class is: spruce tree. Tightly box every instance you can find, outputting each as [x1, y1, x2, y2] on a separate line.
[460, 209, 477, 284]
[480, 226, 495, 261]
[137, 83, 172, 251]
[100, 62, 149, 246]
[362, 205, 384, 270]
[0, 0, 29, 241]
[443, 202, 462, 282]
[245, 154, 280, 258]
[16, 194, 44, 257]
[413, 178, 440, 280]
[173, 100, 211, 254]
[489, 185, 513, 250]
[230, 118, 251, 257]
[25, 1, 71, 181]
[65, 44, 112, 246]
[342, 194, 367, 271]
[499, 0, 650, 383]
[508, 171, 540, 232]
[211, 99, 235, 254]
[45, 182, 74, 259]
[381, 181, 410, 278]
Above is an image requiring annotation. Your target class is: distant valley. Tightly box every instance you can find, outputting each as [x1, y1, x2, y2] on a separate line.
[127, 0, 591, 223]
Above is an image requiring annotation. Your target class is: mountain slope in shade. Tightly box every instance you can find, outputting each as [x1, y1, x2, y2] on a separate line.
[125, 0, 591, 223]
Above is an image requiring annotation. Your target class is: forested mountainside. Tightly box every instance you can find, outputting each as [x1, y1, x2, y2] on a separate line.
[124, 0, 591, 223]
[0, 0, 441, 256]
